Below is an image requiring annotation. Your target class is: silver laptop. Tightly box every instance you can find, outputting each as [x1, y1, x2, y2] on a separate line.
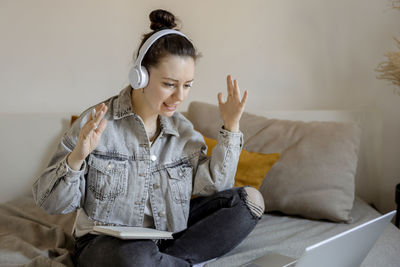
[244, 210, 396, 267]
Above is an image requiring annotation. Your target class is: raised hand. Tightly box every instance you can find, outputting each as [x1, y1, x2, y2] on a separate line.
[217, 75, 248, 132]
[67, 103, 108, 170]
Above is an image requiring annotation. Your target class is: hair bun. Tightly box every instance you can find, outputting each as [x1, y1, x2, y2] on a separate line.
[149, 9, 178, 31]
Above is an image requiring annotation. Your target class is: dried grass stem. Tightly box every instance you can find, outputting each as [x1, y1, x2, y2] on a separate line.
[377, 37, 400, 88]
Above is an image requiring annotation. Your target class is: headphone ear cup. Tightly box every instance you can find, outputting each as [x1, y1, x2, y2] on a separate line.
[129, 65, 149, 89]
[139, 66, 149, 88]
[129, 65, 141, 89]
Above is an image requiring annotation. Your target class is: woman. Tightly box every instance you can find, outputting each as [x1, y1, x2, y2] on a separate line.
[33, 9, 265, 267]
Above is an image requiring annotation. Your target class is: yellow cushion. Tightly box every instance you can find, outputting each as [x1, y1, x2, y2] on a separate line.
[203, 136, 280, 189]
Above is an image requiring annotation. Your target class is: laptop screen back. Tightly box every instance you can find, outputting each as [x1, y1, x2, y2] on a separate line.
[295, 211, 396, 267]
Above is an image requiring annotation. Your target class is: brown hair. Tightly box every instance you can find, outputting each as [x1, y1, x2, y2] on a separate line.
[136, 9, 199, 70]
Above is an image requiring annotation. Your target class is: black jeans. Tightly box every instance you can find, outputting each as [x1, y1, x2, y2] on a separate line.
[74, 187, 260, 267]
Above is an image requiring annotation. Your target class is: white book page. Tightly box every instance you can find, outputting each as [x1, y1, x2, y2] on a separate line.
[93, 226, 173, 240]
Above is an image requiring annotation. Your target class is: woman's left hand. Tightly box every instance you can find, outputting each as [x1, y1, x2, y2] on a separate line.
[217, 75, 248, 132]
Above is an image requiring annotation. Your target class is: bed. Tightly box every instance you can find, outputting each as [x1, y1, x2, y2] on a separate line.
[0, 101, 399, 267]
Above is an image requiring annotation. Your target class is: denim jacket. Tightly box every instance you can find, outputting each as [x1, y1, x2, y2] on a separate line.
[32, 86, 243, 234]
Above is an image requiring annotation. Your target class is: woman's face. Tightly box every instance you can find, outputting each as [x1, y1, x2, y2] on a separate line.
[143, 55, 195, 117]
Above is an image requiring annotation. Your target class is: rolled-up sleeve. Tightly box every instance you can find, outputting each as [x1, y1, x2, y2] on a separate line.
[192, 127, 243, 196]
[32, 116, 88, 215]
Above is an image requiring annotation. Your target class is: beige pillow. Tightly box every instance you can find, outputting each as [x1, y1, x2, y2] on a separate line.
[187, 101, 362, 222]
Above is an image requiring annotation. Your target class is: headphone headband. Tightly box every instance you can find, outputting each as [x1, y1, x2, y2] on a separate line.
[134, 29, 188, 67]
[129, 29, 190, 89]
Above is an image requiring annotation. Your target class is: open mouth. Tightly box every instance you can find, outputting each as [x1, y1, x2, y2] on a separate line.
[163, 103, 178, 111]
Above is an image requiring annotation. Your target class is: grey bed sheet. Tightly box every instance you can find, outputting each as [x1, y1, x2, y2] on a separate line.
[206, 197, 400, 267]
[0, 196, 399, 267]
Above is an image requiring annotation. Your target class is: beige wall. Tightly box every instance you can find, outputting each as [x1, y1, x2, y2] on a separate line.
[1, 0, 399, 212]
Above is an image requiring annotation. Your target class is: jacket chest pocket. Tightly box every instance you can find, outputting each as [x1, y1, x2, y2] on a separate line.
[87, 154, 128, 201]
[166, 164, 193, 204]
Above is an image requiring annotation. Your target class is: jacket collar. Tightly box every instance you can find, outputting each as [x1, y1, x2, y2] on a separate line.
[159, 115, 180, 137]
[113, 86, 179, 137]
[113, 86, 134, 120]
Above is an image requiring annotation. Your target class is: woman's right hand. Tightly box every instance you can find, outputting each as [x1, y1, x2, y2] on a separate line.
[67, 103, 108, 171]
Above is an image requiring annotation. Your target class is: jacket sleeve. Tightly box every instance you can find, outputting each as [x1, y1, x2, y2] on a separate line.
[191, 127, 243, 196]
[32, 113, 89, 215]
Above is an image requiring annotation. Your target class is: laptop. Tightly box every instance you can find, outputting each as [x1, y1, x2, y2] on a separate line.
[244, 210, 396, 267]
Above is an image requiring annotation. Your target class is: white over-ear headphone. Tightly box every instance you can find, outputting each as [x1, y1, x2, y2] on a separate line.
[129, 29, 189, 89]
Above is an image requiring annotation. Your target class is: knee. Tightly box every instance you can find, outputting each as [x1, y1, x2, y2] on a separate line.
[114, 241, 160, 267]
[242, 187, 265, 218]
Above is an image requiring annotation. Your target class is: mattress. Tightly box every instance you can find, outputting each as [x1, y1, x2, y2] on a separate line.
[0, 195, 398, 267]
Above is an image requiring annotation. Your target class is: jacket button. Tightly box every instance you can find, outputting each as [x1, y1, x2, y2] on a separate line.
[150, 155, 157, 161]
[106, 164, 113, 171]
[153, 183, 160, 189]
[158, 211, 165, 217]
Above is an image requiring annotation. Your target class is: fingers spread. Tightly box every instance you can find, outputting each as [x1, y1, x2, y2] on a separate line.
[82, 103, 108, 139]
[233, 79, 242, 99]
[92, 104, 108, 127]
[226, 75, 233, 96]
[241, 90, 248, 105]
[89, 108, 95, 121]
[88, 120, 99, 133]
[95, 119, 108, 134]
[81, 122, 95, 139]
[217, 92, 224, 105]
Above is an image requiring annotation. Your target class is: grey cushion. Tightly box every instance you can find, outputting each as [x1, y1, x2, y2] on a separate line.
[187, 101, 362, 222]
[257, 118, 361, 222]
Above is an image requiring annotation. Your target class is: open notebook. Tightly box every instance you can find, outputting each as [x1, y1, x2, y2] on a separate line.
[93, 226, 173, 240]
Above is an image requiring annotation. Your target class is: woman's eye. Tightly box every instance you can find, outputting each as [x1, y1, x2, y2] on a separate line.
[163, 83, 175, 88]
[185, 83, 193, 89]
